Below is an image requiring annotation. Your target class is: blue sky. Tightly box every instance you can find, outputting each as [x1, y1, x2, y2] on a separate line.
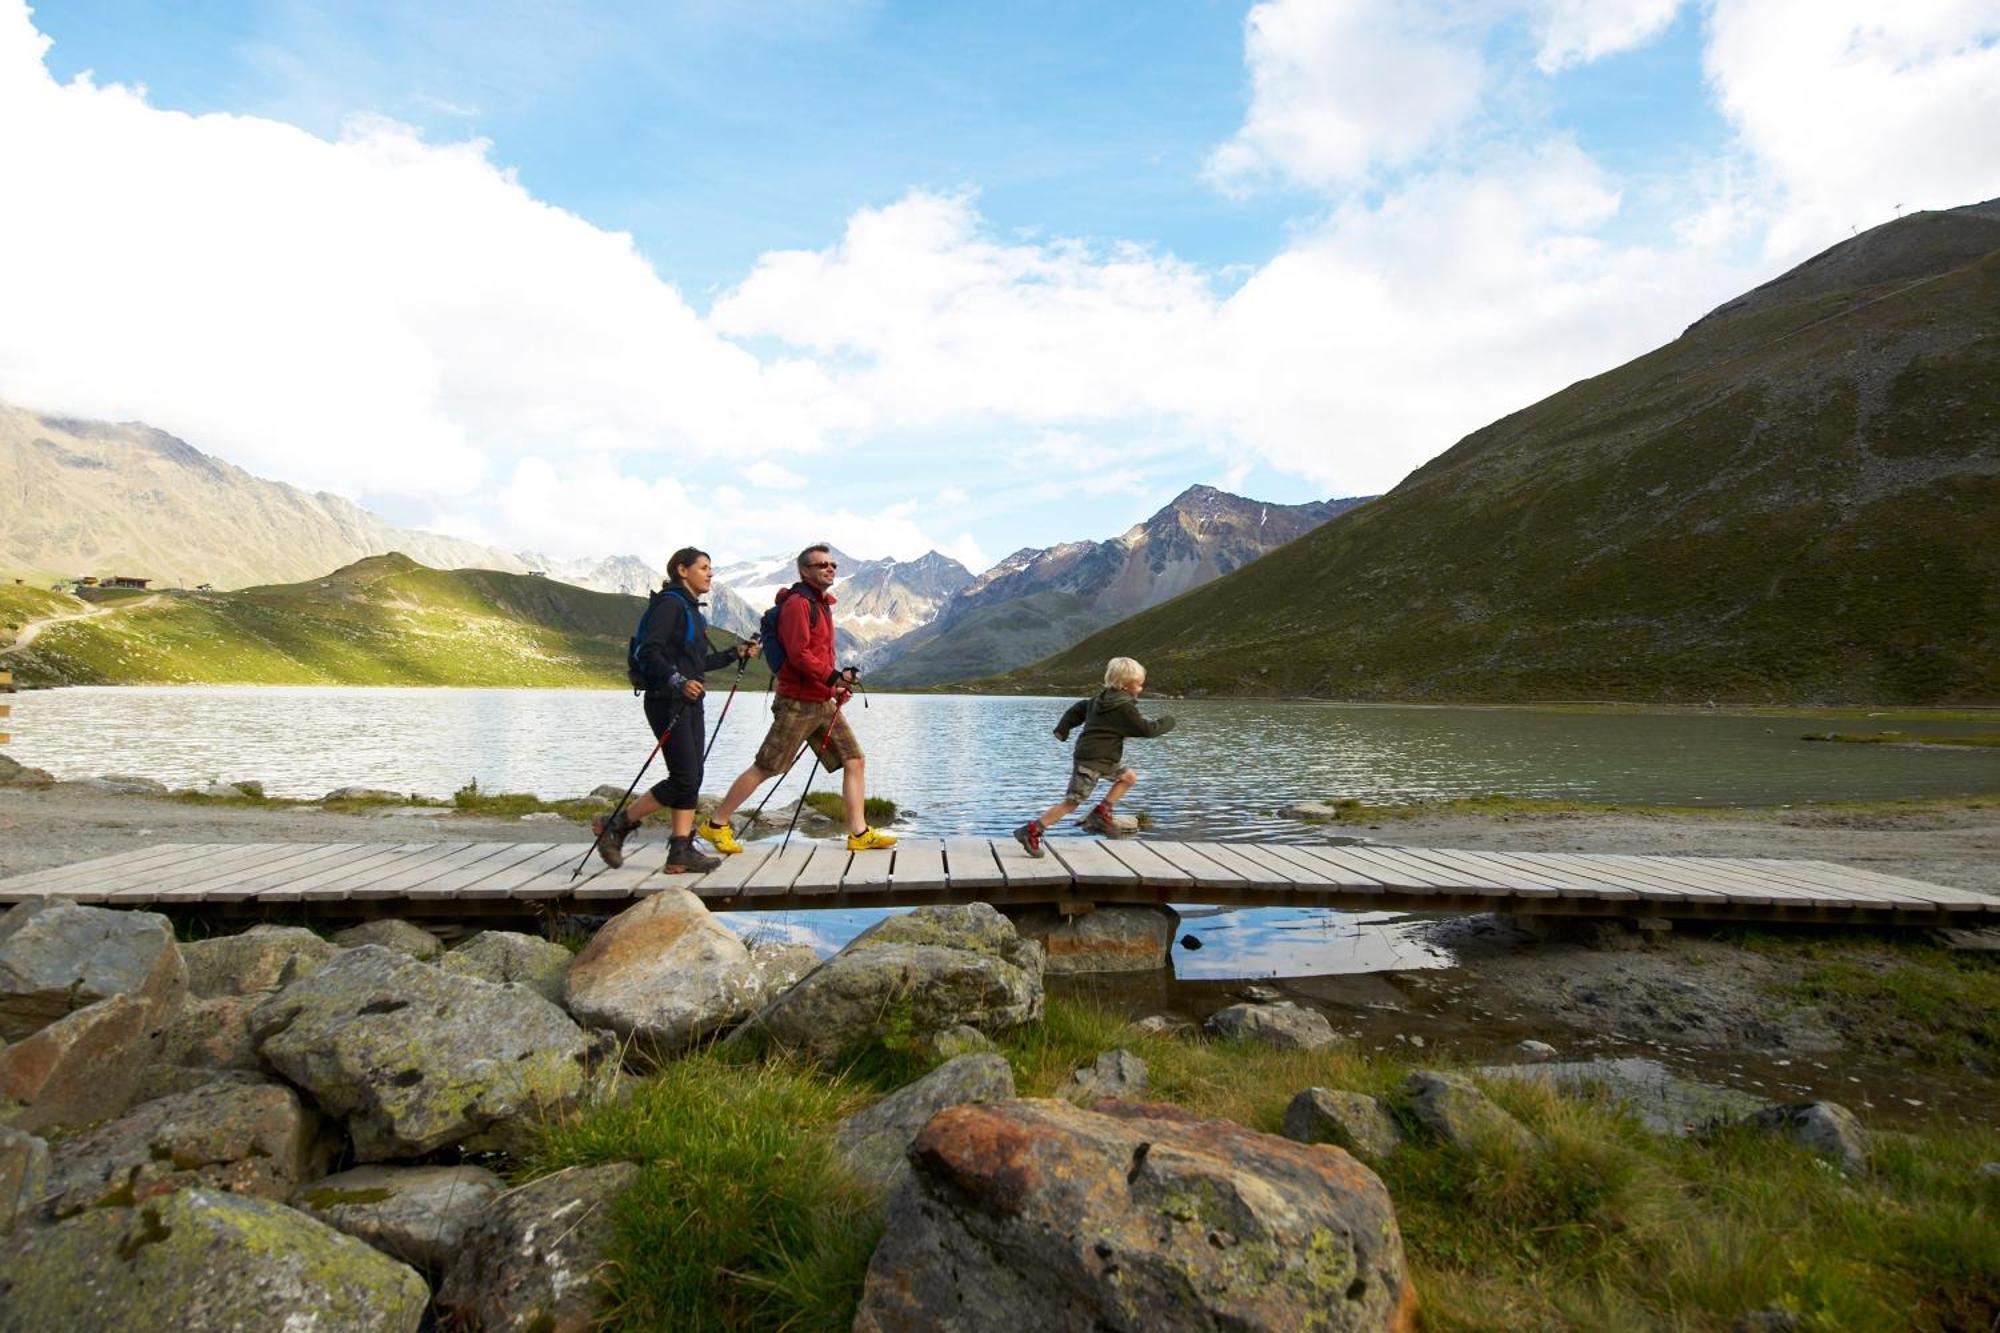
[5, 1, 1997, 573]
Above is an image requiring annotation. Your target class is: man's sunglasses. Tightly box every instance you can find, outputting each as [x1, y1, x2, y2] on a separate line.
[805, 560, 837, 570]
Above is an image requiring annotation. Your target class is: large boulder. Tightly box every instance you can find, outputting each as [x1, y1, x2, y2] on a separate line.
[439, 930, 573, 1002]
[42, 1078, 335, 1216]
[1205, 1000, 1340, 1052]
[1283, 1088, 1405, 1161]
[332, 918, 443, 959]
[0, 1187, 430, 1332]
[1002, 904, 1179, 974]
[295, 1163, 506, 1271]
[251, 945, 595, 1159]
[0, 1125, 49, 1233]
[437, 1162, 639, 1333]
[0, 993, 160, 1133]
[1741, 1101, 1869, 1175]
[0, 899, 186, 1040]
[180, 924, 338, 997]
[1405, 1071, 1539, 1154]
[564, 889, 763, 1052]
[832, 1053, 1016, 1195]
[157, 994, 263, 1071]
[855, 1098, 1413, 1332]
[737, 904, 1044, 1063]
[747, 937, 821, 996]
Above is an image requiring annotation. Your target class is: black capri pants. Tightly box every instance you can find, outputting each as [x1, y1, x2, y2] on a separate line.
[642, 691, 705, 810]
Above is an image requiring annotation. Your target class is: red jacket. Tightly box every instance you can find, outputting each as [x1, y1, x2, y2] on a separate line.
[775, 584, 838, 701]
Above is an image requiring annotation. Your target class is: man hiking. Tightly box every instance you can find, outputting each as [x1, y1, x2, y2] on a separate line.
[590, 546, 759, 873]
[1013, 656, 1175, 857]
[700, 543, 896, 853]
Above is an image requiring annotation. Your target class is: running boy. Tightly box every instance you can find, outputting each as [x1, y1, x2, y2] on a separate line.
[1013, 656, 1175, 857]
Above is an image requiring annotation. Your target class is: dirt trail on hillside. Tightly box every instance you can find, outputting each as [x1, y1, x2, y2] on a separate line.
[2, 594, 161, 654]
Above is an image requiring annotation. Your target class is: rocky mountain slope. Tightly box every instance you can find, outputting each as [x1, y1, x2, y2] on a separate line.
[713, 547, 973, 666]
[0, 404, 528, 589]
[873, 486, 1368, 686]
[1003, 200, 2000, 705]
[3, 552, 763, 688]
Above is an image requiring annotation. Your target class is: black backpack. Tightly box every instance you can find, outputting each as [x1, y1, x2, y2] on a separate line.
[627, 588, 698, 692]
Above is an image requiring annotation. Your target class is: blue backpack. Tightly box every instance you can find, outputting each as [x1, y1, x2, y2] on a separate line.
[627, 588, 698, 692]
[758, 585, 821, 679]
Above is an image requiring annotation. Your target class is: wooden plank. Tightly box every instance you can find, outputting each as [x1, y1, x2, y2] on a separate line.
[31, 843, 230, 903]
[1755, 858, 1996, 909]
[1046, 839, 1141, 888]
[1305, 845, 1441, 892]
[790, 843, 850, 897]
[1573, 854, 1754, 903]
[572, 862, 668, 901]
[991, 834, 1077, 889]
[1144, 841, 1248, 890]
[738, 844, 815, 899]
[1098, 839, 1195, 890]
[289, 843, 442, 902]
[514, 845, 630, 900]
[1467, 851, 1641, 900]
[454, 844, 577, 899]
[1707, 857, 1939, 909]
[942, 838, 1008, 891]
[250, 844, 392, 903]
[354, 842, 517, 897]
[1530, 853, 1700, 905]
[144, 844, 311, 902]
[1366, 846, 1516, 892]
[1267, 844, 1394, 890]
[1183, 842, 1293, 891]
[1232, 843, 1335, 889]
[201, 844, 371, 903]
[401, 843, 556, 901]
[341, 842, 477, 899]
[1657, 855, 1885, 909]
[843, 841, 897, 893]
[888, 838, 948, 892]
[2, 843, 210, 897]
[690, 843, 780, 899]
[1393, 847, 1562, 898]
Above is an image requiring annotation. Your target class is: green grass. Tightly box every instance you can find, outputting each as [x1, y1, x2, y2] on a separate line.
[1283, 792, 2000, 824]
[534, 996, 2000, 1329]
[800, 792, 899, 825]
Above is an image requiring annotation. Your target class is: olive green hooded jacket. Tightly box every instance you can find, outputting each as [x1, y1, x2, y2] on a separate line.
[1054, 687, 1177, 768]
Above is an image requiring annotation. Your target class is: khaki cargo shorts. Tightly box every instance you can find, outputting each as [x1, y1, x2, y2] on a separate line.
[754, 695, 862, 774]
[1064, 760, 1131, 804]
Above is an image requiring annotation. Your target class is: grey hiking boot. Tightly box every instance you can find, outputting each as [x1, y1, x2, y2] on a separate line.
[664, 836, 721, 875]
[589, 809, 637, 869]
[1013, 820, 1045, 859]
[1079, 805, 1122, 837]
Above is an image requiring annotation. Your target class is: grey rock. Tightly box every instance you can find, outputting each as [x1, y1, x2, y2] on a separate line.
[251, 945, 593, 1160]
[322, 785, 406, 803]
[1517, 1039, 1558, 1062]
[158, 993, 262, 1070]
[1282, 1088, 1404, 1160]
[438, 930, 572, 1001]
[76, 773, 168, 794]
[589, 783, 628, 802]
[854, 1098, 1413, 1332]
[1981, 1161, 2000, 1179]
[0, 898, 186, 1039]
[1128, 1013, 1190, 1037]
[181, 924, 338, 997]
[1062, 1048, 1149, 1104]
[1404, 1071, 1539, 1154]
[915, 1023, 997, 1060]
[1743, 1101, 1869, 1174]
[1481, 1057, 1761, 1136]
[1279, 801, 1343, 821]
[735, 904, 1044, 1063]
[832, 1053, 1015, 1195]
[0, 753, 54, 787]
[1001, 904, 1177, 974]
[0, 1125, 49, 1233]
[130, 1065, 273, 1103]
[1205, 1000, 1339, 1051]
[0, 993, 160, 1133]
[332, 918, 443, 960]
[564, 889, 763, 1052]
[1238, 983, 1284, 1003]
[43, 1079, 335, 1215]
[746, 936, 820, 996]
[0, 1188, 429, 1332]
[187, 782, 249, 799]
[437, 1162, 638, 1333]
[296, 1164, 506, 1271]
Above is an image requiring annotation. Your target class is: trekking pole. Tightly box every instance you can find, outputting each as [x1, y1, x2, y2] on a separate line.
[779, 695, 851, 852]
[702, 637, 758, 764]
[570, 699, 683, 881]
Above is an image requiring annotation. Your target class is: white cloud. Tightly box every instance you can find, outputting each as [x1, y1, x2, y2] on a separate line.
[1530, 0, 1681, 72]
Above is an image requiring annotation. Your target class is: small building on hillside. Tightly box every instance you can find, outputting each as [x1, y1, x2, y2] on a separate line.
[101, 576, 151, 590]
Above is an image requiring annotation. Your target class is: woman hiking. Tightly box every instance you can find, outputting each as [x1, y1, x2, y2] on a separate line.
[591, 546, 759, 873]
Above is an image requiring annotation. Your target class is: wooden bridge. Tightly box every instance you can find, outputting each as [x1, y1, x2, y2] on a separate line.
[1, 837, 1994, 926]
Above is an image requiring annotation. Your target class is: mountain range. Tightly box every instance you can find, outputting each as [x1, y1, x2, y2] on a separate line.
[1005, 199, 2000, 705]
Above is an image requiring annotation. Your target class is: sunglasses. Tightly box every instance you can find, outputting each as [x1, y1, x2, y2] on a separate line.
[805, 560, 837, 571]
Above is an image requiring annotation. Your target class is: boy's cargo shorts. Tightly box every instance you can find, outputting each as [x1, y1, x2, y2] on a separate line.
[1065, 760, 1131, 804]
[755, 696, 862, 774]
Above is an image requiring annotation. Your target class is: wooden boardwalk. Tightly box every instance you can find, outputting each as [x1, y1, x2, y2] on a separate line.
[0, 837, 1994, 925]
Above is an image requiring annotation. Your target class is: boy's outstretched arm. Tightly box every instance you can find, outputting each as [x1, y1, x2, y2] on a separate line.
[1054, 698, 1087, 740]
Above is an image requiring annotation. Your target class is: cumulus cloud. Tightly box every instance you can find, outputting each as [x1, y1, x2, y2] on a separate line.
[1530, 0, 1682, 72]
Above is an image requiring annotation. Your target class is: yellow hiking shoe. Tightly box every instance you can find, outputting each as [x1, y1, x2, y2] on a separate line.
[698, 820, 744, 855]
[846, 826, 897, 852]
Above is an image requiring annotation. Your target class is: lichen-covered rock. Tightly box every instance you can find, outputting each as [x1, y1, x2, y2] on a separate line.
[0, 992, 160, 1133]
[915, 1023, 998, 1060]
[1743, 1101, 1869, 1174]
[0, 1125, 49, 1233]
[180, 924, 338, 997]
[1003, 904, 1178, 974]
[438, 930, 573, 1001]
[1128, 1013, 1191, 1038]
[854, 1098, 1413, 1332]
[332, 918, 443, 959]
[737, 904, 1043, 1063]
[1061, 1048, 1149, 1104]
[0, 1187, 429, 1332]
[295, 1163, 506, 1270]
[323, 785, 406, 803]
[1283, 1088, 1405, 1160]
[42, 1078, 335, 1215]
[0, 899, 186, 1040]
[746, 936, 820, 996]
[130, 1065, 270, 1104]
[564, 889, 763, 1052]
[1405, 1071, 1539, 1154]
[251, 945, 593, 1159]
[158, 994, 262, 1070]
[1205, 1000, 1339, 1052]
[437, 1162, 638, 1333]
[832, 1053, 1015, 1195]
[0, 753, 54, 787]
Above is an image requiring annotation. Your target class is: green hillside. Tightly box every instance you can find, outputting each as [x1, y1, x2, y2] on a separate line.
[999, 202, 2000, 705]
[3, 554, 769, 689]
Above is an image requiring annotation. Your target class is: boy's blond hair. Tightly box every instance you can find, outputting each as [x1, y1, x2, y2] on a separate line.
[1103, 657, 1145, 689]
